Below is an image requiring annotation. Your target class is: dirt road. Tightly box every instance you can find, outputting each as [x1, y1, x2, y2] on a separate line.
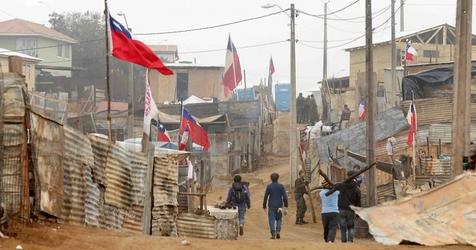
[0, 156, 473, 250]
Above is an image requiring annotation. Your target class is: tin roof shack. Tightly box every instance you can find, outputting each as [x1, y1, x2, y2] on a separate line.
[149, 63, 225, 103]
[219, 100, 262, 174]
[157, 102, 228, 185]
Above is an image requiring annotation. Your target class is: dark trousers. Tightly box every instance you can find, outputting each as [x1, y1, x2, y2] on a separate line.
[294, 193, 307, 220]
[321, 212, 339, 242]
[339, 209, 355, 243]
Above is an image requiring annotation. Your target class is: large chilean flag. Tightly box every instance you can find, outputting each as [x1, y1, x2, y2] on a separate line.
[180, 109, 210, 150]
[222, 36, 242, 97]
[108, 15, 173, 75]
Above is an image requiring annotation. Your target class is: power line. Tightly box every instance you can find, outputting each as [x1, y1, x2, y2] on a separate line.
[134, 9, 289, 36]
[326, 4, 390, 23]
[180, 40, 288, 54]
[11, 38, 104, 53]
[39, 39, 289, 64]
[297, 0, 360, 19]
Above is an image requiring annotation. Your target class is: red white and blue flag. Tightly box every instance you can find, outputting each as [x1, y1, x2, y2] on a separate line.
[222, 36, 242, 97]
[156, 120, 171, 142]
[180, 109, 210, 150]
[406, 101, 417, 145]
[359, 98, 367, 120]
[405, 41, 417, 61]
[179, 126, 189, 150]
[108, 15, 173, 75]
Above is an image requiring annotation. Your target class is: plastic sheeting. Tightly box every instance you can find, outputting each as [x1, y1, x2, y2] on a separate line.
[401, 66, 476, 100]
[354, 173, 476, 246]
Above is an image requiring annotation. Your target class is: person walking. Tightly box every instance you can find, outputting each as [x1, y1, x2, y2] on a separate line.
[263, 172, 288, 239]
[294, 170, 308, 225]
[334, 171, 361, 243]
[340, 104, 351, 129]
[226, 175, 251, 236]
[319, 181, 340, 243]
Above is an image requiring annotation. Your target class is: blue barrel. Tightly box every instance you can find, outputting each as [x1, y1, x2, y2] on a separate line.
[275, 84, 291, 112]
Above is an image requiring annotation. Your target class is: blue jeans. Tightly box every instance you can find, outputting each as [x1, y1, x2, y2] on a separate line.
[339, 210, 355, 243]
[321, 212, 339, 242]
[238, 206, 246, 226]
[267, 208, 282, 235]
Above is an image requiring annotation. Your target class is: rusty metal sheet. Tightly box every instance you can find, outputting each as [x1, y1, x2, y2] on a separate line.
[176, 213, 216, 239]
[88, 134, 109, 187]
[152, 205, 178, 236]
[3, 86, 25, 123]
[104, 143, 132, 209]
[354, 173, 476, 246]
[130, 153, 148, 205]
[153, 155, 179, 207]
[30, 113, 64, 217]
[61, 126, 93, 224]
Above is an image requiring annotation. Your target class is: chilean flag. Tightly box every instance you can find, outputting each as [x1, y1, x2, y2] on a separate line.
[359, 98, 367, 120]
[157, 120, 171, 142]
[179, 126, 189, 150]
[405, 41, 417, 61]
[407, 101, 417, 145]
[222, 36, 242, 97]
[180, 109, 210, 150]
[108, 15, 173, 75]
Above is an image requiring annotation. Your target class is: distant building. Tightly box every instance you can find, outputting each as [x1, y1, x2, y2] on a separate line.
[0, 48, 41, 90]
[0, 18, 76, 79]
[338, 24, 476, 121]
[149, 62, 224, 103]
[148, 44, 179, 63]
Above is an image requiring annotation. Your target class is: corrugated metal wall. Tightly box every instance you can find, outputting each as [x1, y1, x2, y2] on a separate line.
[0, 74, 26, 217]
[152, 155, 179, 236]
[177, 213, 216, 239]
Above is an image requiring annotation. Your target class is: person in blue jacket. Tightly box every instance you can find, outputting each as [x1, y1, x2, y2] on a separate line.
[263, 172, 288, 239]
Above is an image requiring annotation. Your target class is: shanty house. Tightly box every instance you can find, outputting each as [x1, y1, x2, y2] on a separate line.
[0, 48, 41, 90]
[148, 62, 225, 103]
[0, 18, 76, 79]
[149, 44, 179, 63]
[340, 24, 476, 122]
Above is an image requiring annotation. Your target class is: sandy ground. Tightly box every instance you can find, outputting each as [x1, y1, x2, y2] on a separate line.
[0, 156, 474, 250]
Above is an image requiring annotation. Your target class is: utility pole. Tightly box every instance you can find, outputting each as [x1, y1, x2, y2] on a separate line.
[322, 1, 330, 121]
[365, 0, 377, 206]
[452, 0, 472, 176]
[400, 0, 405, 32]
[289, 3, 298, 188]
[391, 0, 397, 107]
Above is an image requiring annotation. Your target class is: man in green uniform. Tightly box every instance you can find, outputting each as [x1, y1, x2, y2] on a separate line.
[294, 170, 308, 225]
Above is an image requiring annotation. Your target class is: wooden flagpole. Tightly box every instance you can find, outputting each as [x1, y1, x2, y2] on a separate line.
[178, 99, 184, 149]
[104, 0, 112, 141]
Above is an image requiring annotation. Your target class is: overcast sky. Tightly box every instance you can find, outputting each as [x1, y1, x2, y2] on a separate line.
[0, 0, 469, 94]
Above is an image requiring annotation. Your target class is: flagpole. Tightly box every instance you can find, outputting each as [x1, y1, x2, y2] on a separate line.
[411, 91, 417, 187]
[403, 40, 408, 76]
[104, 0, 112, 141]
[178, 99, 184, 149]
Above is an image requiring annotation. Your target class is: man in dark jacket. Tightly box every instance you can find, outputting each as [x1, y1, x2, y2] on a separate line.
[294, 169, 308, 225]
[263, 172, 288, 239]
[226, 175, 251, 236]
[334, 171, 362, 243]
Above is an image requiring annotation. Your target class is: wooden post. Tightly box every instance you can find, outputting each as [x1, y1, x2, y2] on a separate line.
[104, 0, 112, 141]
[365, 0, 377, 206]
[200, 160, 205, 212]
[452, 0, 472, 176]
[142, 144, 155, 234]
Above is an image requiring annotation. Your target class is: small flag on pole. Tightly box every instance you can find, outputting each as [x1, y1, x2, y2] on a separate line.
[180, 109, 210, 150]
[156, 120, 171, 142]
[143, 70, 159, 135]
[222, 35, 242, 97]
[359, 98, 367, 120]
[406, 100, 417, 145]
[405, 41, 418, 61]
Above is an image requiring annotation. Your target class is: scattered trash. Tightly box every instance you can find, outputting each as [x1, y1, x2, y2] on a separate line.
[181, 239, 190, 246]
[16, 245, 23, 250]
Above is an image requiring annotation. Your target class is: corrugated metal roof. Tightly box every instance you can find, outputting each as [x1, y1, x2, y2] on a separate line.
[354, 173, 476, 246]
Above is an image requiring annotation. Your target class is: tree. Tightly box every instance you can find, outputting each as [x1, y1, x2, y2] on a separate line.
[48, 11, 142, 101]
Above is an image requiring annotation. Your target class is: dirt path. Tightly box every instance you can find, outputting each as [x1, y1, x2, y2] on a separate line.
[1, 156, 473, 250]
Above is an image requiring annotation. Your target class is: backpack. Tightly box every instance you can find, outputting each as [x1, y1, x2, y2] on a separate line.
[232, 182, 245, 205]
